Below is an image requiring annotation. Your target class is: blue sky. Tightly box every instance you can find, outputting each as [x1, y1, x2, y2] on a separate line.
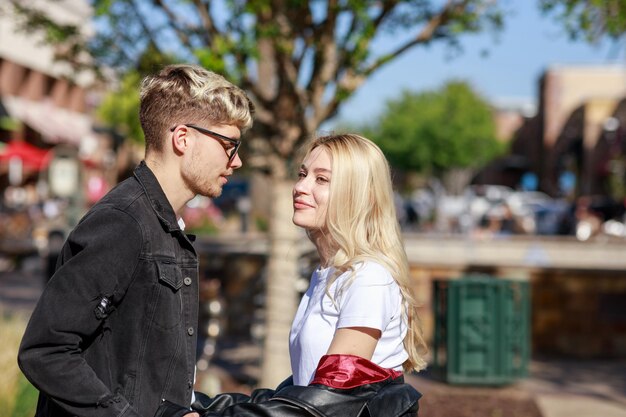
[333, 2, 625, 125]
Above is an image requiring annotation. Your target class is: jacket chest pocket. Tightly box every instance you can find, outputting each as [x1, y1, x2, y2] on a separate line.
[151, 260, 183, 330]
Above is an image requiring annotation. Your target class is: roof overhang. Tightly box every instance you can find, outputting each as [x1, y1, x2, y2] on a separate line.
[2, 96, 92, 146]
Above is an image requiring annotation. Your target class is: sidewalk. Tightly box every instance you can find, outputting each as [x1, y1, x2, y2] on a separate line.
[199, 342, 626, 417]
[520, 358, 626, 417]
[403, 357, 626, 417]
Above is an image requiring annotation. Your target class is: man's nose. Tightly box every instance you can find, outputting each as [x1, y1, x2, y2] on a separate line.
[229, 153, 243, 169]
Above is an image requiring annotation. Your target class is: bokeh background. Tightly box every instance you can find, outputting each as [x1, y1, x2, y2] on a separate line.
[1, 1, 626, 416]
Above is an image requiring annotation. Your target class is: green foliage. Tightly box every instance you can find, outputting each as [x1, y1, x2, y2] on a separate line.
[367, 81, 504, 176]
[254, 215, 269, 232]
[10, 376, 39, 417]
[136, 44, 179, 77]
[8, 0, 504, 136]
[186, 217, 219, 236]
[8, 1, 93, 74]
[195, 44, 229, 75]
[95, 45, 179, 145]
[0, 117, 19, 131]
[96, 71, 143, 144]
[540, 0, 626, 42]
[0, 311, 37, 417]
[607, 156, 626, 200]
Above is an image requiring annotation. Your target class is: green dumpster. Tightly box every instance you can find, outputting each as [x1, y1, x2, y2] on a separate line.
[432, 276, 530, 385]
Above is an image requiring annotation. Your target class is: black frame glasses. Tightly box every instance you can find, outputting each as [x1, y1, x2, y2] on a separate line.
[171, 124, 241, 163]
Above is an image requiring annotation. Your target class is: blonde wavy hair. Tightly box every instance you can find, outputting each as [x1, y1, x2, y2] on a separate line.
[301, 133, 428, 373]
[139, 64, 254, 153]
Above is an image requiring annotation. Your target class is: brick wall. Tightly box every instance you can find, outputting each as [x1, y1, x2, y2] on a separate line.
[408, 263, 626, 359]
[532, 270, 626, 358]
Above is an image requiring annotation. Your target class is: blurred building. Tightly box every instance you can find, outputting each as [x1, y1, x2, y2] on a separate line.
[478, 64, 626, 200]
[0, 0, 94, 141]
[474, 100, 537, 188]
[537, 65, 626, 196]
[493, 98, 536, 143]
[0, 0, 124, 253]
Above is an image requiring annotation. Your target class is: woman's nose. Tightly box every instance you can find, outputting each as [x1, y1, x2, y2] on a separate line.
[294, 178, 309, 194]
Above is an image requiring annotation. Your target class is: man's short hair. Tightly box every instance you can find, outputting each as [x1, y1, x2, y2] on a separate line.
[139, 64, 254, 153]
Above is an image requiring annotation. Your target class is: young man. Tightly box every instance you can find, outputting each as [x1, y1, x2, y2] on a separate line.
[18, 64, 254, 417]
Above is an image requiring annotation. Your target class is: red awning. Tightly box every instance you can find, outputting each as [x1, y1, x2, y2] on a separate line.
[0, 140, 51, 170]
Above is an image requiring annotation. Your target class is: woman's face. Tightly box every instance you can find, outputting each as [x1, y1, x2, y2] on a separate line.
[292, 146, 331, 231]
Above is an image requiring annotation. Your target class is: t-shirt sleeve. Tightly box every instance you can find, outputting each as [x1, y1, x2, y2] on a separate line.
[336, 262, 401, 331]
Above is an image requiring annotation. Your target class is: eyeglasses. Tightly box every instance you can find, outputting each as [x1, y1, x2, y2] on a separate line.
[171, 124, 241, 163]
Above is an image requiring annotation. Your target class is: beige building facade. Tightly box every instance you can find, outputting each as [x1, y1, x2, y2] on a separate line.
[0, 0, 94, 147]
[499, 64, 626, 198]
[540, 65, 626, 195]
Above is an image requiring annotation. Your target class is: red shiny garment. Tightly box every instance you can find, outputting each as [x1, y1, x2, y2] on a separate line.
[311, 354, 403, 389]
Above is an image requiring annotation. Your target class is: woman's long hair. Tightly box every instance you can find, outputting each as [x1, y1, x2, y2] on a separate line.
[301, 133, 427, 372]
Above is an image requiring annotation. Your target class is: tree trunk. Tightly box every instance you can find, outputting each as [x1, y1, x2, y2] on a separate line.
[443, 167, 473, 195]
[260, 165, 300, 387]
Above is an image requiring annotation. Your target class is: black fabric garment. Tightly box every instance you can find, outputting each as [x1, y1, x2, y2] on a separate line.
[156, 375, 421, 417]
[18, 162, 199, 417]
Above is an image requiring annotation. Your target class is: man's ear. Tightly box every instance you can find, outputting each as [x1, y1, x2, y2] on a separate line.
[171, 126, 189, 155]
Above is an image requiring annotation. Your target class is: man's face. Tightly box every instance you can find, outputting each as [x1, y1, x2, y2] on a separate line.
[181, 123, 242, 198]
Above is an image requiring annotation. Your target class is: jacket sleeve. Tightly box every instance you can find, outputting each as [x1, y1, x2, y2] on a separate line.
[156, 396, 310, 417]
[154, 383, 420, 417]
[155, 385, 370, 417]
[185, 376, 293, 413]
[154, 377, 296, 417]
[153, 358, 421, 417]
[18, 207, 143, 417]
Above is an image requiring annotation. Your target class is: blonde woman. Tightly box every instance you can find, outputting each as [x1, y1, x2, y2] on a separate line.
[157, 133, 424, 417]
[290, 133, 427, 388]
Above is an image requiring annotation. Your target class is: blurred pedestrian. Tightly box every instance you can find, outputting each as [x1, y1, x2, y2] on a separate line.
[492, 202, 522, 236]
[18, 64, 254, 417]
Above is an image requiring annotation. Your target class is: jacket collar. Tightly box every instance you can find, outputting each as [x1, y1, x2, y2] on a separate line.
[275, 378, 421, 417]
[134, 161, 181, 233]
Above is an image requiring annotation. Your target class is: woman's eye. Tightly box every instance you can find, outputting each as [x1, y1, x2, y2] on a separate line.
[316, 177, 329, 183]
[298, 171, 306, 178]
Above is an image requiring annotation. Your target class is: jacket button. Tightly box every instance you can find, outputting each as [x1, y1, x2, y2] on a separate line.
[187, 327, 194, 336]
[184, 277, 192, 286]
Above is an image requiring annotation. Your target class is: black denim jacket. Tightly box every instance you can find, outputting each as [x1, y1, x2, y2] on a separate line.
[18, 162, 199, 417]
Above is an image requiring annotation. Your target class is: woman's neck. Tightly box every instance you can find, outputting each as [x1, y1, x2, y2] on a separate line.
[309, 230, 336, 268]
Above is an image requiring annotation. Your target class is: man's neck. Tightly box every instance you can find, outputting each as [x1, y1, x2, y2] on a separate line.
[145, 157, 192, 216]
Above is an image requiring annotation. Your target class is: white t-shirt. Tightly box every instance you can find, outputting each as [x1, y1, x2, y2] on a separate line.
[289, 261, 408, 386]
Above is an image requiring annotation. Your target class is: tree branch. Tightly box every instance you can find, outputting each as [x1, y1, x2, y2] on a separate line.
[307, 0, 340, 119]
[150, 0, 197, 51]
[191, 0, 218, 44]
[362, 0, 471, 77]
[127, 0, 162, 52]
